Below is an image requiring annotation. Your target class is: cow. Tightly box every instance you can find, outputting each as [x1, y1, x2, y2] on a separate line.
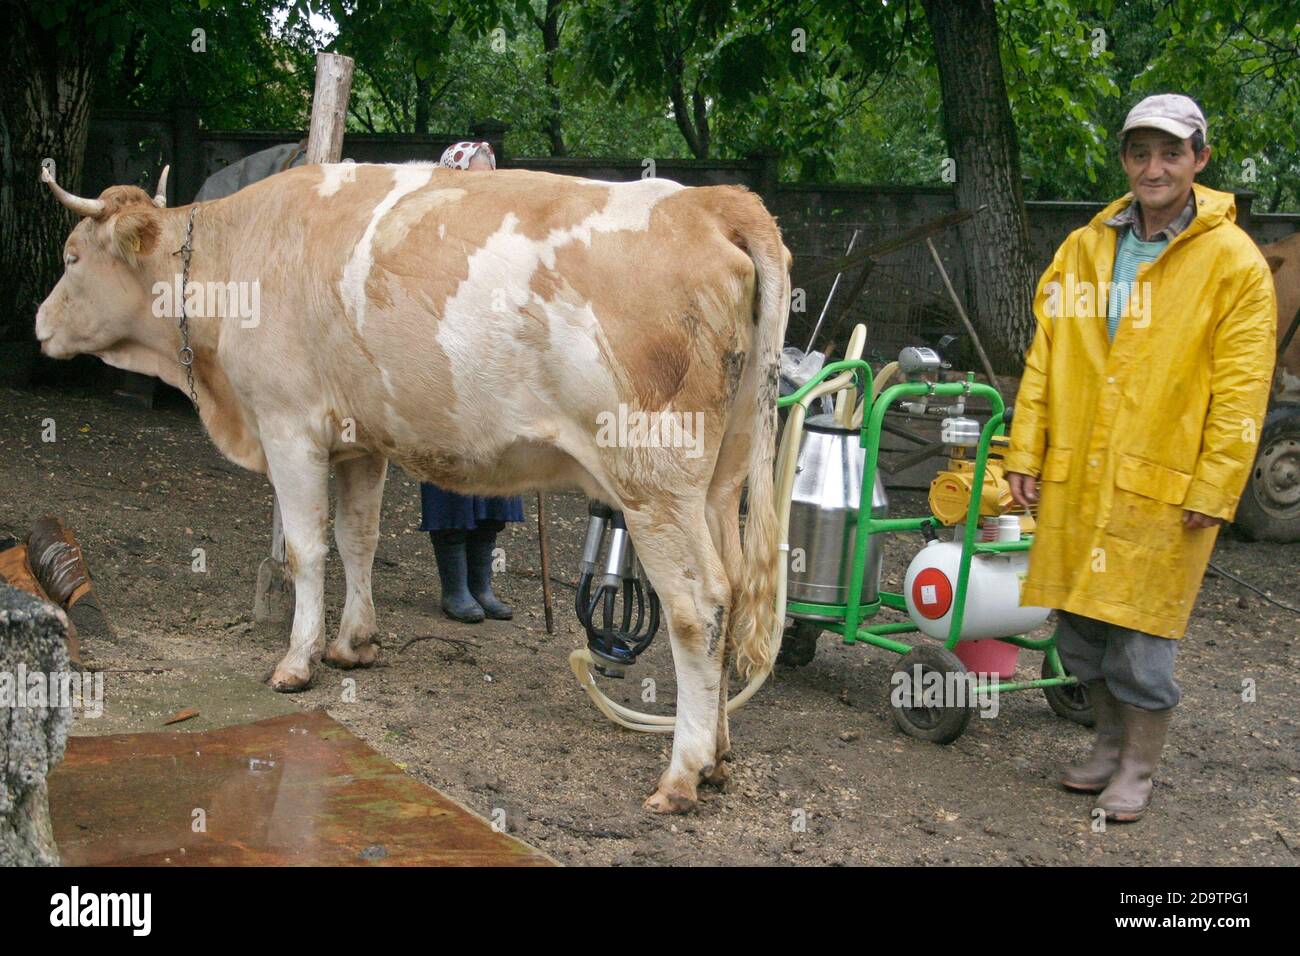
[1260, 231, 1300, 401]
[35, 161, 790, 812]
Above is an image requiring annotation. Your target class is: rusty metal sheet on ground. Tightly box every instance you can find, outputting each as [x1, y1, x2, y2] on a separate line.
[48, 710, 554, 866]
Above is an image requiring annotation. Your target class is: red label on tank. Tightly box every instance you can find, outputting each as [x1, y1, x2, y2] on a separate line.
[912, 568, 953, 620]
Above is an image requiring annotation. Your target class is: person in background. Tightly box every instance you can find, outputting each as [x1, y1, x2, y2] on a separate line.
[421, 140, 523, 623]
[1004, 95, 1276, 822]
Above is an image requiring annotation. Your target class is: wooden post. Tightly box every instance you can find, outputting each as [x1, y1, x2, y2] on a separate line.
[305, 53, 355, 165]
[537, 494, 554, 635]
[926, 237, 999, 388]
[254, 52, 354, 629]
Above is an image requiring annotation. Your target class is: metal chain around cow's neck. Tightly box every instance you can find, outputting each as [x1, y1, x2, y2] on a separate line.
[173, 205, 200, 414]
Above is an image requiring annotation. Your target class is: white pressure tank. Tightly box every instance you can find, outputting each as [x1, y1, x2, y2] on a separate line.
[903, 539, 1050, 640]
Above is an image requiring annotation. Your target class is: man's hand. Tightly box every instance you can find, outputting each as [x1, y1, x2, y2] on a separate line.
[1008, 472, 1039, 509]
[1182, 510, 1223, 530]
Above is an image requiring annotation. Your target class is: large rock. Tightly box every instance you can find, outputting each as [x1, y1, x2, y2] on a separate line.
[0, 584, 71, 866]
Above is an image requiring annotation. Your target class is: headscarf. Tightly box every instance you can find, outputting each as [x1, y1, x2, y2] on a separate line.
[439, 141, 496, 170]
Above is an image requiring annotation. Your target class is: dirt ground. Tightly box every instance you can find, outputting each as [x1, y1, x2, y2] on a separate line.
[3, 383, 1298, 866]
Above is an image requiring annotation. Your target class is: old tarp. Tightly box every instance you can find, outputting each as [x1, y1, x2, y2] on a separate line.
[195, 142, 309, 202]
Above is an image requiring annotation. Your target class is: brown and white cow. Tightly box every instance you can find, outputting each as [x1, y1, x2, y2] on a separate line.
[1261, 231, 1300, 401]
[35, 162, 789, 812]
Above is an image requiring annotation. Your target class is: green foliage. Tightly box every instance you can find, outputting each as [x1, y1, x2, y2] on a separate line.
[76, 0, 1300, 209]
[1136, 0, 1300, 211]
[998, 0, 1121, 196]
[98, 0, 310, 129]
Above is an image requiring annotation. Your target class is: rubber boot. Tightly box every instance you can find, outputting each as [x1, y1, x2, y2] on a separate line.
[1096, 704, 1173, 822]
[466, 528, 513, 620]
[1060, 680, 1123, 793]
[430, 531, 484, 623]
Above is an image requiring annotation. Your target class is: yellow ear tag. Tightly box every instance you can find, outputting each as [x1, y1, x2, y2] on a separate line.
[131, 236, 141, 253]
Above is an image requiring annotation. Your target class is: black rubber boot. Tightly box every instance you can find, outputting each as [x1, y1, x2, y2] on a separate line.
[467, 527, 513, 620]
[430, 531, 484, 623]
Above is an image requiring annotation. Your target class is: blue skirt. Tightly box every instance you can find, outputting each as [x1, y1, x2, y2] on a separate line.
[419, 483, 524, 532]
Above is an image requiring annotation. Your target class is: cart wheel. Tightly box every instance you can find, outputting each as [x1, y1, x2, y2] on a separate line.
[889, 644, 972, 744]
[1041, 655, 1095, 727]
[777, 621, 821, 668]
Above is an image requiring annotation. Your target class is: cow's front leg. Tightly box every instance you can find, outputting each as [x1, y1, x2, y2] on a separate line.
[325, 453, 387, 668]
[262, 433, 329, 691]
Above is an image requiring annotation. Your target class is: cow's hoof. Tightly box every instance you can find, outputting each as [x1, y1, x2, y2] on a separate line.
[643, 789, 697, 814]
[323, 641, 380, 669]
[322, 645, 356, 669]
[269, 665, 312, 692]
[701, 761, 730, 787]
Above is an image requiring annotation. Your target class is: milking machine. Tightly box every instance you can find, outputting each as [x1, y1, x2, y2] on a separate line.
[573, 502, 660, 678]
[569, 498, 777, 733]
[569, 322, 1093, 743]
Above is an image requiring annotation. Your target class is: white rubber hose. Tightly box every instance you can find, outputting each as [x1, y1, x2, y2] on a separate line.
[570, 327, 870, 732]
[833, 325, 867, 427]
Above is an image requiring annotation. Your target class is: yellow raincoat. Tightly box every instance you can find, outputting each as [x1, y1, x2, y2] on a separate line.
[1005, 183, 1276, 638]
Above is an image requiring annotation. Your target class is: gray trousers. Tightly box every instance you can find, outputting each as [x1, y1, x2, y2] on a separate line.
[1055, 610, 1181, 710]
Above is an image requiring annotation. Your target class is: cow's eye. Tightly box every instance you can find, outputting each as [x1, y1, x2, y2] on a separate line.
[65, 253, 77, 266]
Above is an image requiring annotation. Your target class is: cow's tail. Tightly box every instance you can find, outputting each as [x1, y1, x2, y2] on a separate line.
[727, 193, 791, 682]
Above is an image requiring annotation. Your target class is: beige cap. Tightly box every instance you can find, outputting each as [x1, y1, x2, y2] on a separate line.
[1121, 94, 1207, 141]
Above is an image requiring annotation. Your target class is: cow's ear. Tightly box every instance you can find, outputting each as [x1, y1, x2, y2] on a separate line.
[106, 208, 162, 263]
[1265, 255, 1285, 275]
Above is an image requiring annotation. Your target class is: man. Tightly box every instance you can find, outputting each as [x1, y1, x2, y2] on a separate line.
[1005, 94, 1276, 822]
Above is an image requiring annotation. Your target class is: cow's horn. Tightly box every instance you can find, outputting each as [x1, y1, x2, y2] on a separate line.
[40, 166, 106, 219]
[153, 165, 170, 207]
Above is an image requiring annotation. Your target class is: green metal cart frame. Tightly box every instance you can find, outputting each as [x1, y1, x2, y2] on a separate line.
[777, 360, 1092, 741]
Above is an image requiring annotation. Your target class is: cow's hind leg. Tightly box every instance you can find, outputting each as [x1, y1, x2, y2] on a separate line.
[624, 500, 731, 813]
[702, 424, 750, 785]
[325, 453, 388, 668]
[702, 655, 732, 788]
[262, 433, 329, 691]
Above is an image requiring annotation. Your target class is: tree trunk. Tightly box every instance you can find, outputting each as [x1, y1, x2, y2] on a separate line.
[414, 73, 430, 135]
[0, 7, 99, 367]
[922, 0, 1036, 371]
[540, 0, 567, 156]
[0, 584, 72, 867]
[668, 71, 708, 158]
[691, 84, 710, 159]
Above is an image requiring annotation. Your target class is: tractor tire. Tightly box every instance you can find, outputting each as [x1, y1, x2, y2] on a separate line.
[1233, 407, 1300, 543]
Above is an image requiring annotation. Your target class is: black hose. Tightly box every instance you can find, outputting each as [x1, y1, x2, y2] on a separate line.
[1207, 559, 1300, 614]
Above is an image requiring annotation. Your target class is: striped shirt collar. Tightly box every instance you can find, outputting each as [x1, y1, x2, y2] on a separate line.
[1104, 192, 1196, 242]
